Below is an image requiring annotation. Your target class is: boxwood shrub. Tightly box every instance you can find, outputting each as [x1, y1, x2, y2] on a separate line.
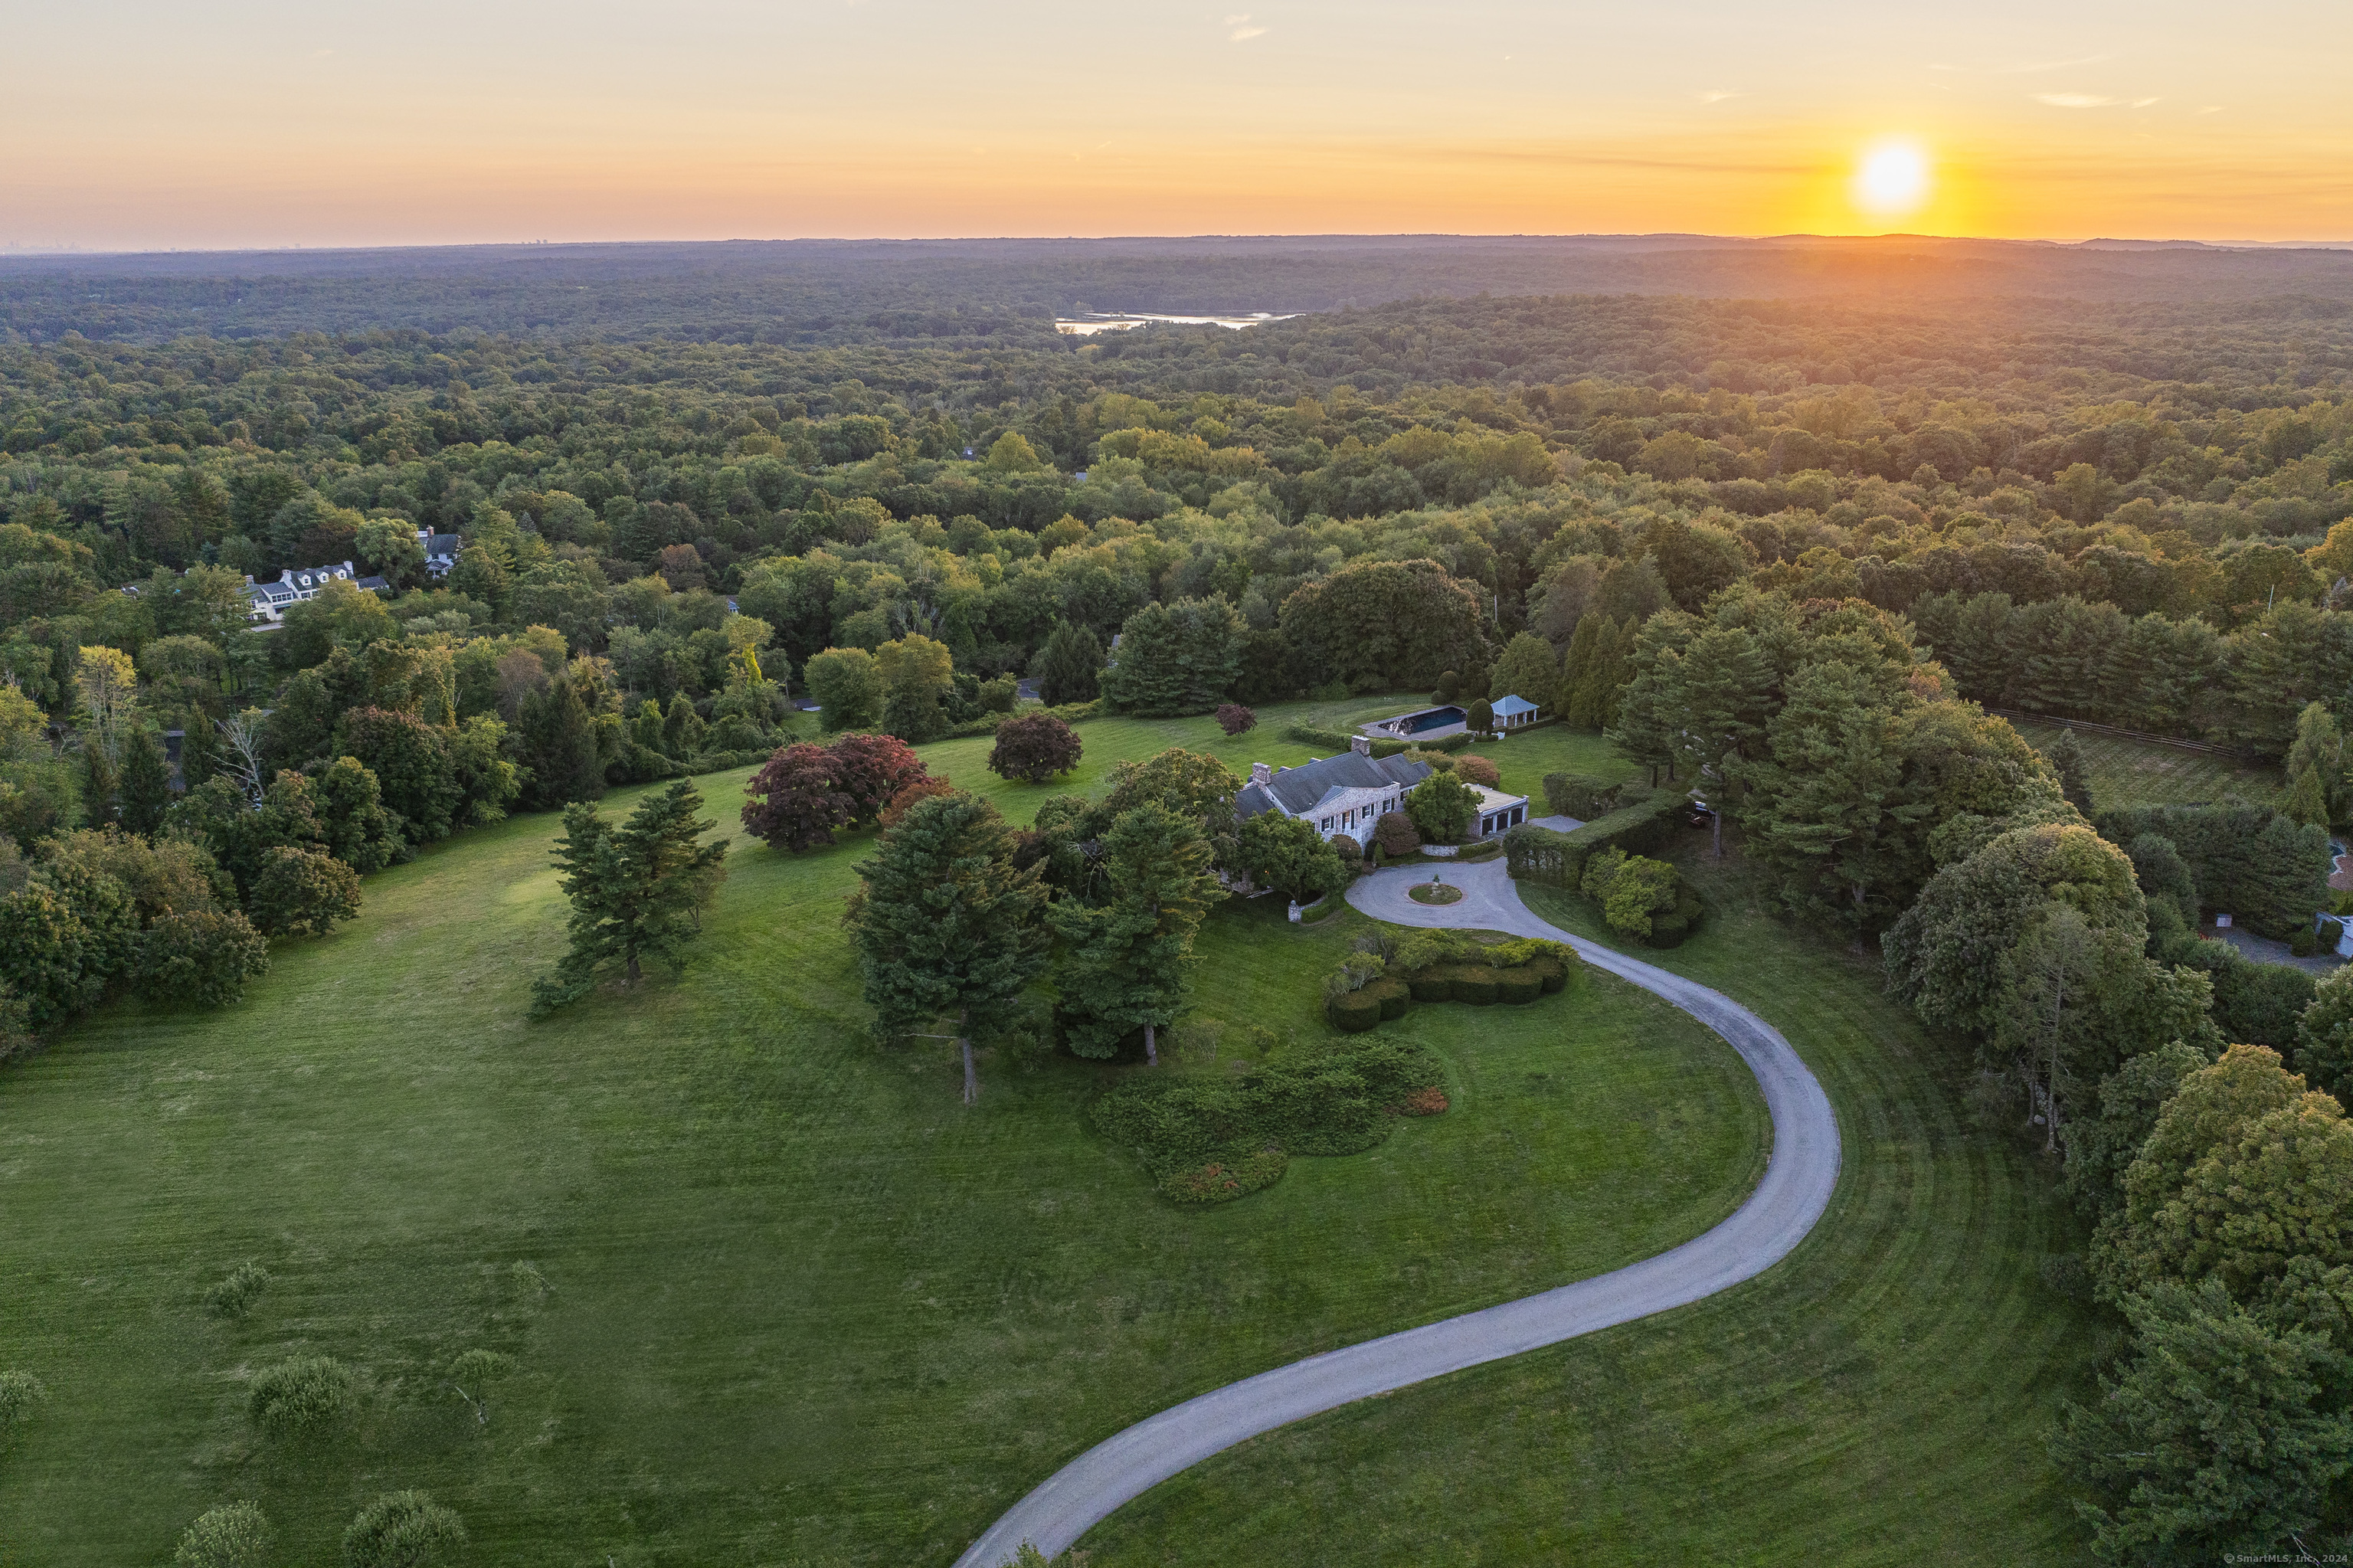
[1091, 1038, 1447, 1204]
[1494, 967, 1545, 1004]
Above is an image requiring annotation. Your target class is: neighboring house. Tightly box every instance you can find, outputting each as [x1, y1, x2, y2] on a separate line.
[241, 560, 373, 624]
[1236, 737, 1432, 843]
[1491, 693, 1540, 729]
[423, 533, 464, 578]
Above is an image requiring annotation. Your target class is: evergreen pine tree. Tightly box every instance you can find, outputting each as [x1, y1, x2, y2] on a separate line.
[2045, 727, 2097, 819]
[1599, 616, 1639, 728]
[1100, 602, 1185, 715]
[519, 672, 604, 808]
[532, 780, 728, 1010]
[79, 742, 119, 829]
[846, 791, 1048, 1104]
[1050, 804, 1222, 1064]
[1608, 612, 1694, 787]
[118, 724, 174, 836]
[2284, 762, 2332, 830]
[1032, 623, 1103, 707]
[1671, 625, 1774, 857]
[1559, 614, 1607, 728]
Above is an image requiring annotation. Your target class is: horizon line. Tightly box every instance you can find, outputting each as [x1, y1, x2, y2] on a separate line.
[5, 231, 2353, 261]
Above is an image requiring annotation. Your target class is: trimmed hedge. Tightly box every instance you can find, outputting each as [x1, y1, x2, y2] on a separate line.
[1345, 934, 1580, 1022]
[1542, 772, 1628, 818]
[1504, 790, 1684, 887]
[1091, 1038, 1447, 1203]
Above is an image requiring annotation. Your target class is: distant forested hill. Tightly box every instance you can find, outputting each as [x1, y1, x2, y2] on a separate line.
[4, 234, 2351, 346]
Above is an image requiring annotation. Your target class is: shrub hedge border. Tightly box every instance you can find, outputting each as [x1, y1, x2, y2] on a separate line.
[1325, 954, 1569, 1031]
[1504, 791, 1686, 887]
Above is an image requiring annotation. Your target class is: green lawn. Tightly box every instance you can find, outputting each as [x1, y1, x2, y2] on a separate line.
[1078, 831, 2106, 1566]
[2011, 719, 2283, 811]
[0, 697, 1759, 1566]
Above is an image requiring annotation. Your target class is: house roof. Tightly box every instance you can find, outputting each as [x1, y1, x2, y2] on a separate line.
[1492, 694, 1540, 716]
[424, 533, 463, 557]
[1236, 751, 1432, 820]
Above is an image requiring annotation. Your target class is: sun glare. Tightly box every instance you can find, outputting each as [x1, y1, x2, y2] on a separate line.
[1853, 141, 1930, 218]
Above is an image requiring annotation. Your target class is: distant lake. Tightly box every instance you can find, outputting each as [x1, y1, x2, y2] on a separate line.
[1054, 311, 1298, 336]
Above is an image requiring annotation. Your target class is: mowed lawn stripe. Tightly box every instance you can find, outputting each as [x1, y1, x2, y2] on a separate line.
[1075, 846, 2096, 1566]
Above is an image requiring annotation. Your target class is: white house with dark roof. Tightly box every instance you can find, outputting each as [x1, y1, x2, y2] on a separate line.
[242, 560, 382, 624]
[1236, 735, 1532, 844]
[1236, 737, 1432, 844]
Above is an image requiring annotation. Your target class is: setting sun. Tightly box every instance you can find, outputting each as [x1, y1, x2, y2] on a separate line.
[1853, 140, 1931, 218]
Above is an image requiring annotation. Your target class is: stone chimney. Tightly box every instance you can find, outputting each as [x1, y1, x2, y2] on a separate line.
[1349, 735, 1371, 756]
[1250, 761, 1272, 787]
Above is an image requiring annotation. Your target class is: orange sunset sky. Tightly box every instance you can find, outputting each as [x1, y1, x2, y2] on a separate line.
[5, 0, 2349, 250]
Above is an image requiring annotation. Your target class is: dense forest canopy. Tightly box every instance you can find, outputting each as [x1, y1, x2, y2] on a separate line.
[6, 234, 2352, 346]
[11, 242, 2353, 1557]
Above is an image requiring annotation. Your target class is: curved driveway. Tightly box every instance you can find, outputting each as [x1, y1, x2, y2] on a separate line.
[953, 857, 1841, 1567]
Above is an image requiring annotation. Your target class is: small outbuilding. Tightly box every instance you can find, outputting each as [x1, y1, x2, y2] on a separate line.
[1491, 694, 1541, 730]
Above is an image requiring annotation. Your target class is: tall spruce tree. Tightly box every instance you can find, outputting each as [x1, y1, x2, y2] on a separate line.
[519, 671, 604, 808]
[1738, 661, 1917, 943]
[118, 725, 173, 836]
[1050, 803, 1222, 1064]
[78, 743, 118, 830]
[1598, 615, 1639, 728]
[1608, 612, 1694, 784]
[1559, 614, 1607, 728]
[532, 780, 728, 1010]
[846, 791, 1048, 1104]
[1033, 623, 1104, 707]
[2044, 727, 2097, 819]
[1670, 625, 1774, 856]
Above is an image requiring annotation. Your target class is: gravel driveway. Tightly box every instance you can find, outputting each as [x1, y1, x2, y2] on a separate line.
[953, 859, 1841, 1566]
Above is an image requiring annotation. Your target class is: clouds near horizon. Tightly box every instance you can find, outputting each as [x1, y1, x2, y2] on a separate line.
[2, 0, 2345, 249]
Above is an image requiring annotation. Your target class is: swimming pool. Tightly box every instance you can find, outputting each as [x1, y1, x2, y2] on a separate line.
[1380, 705, 1465, 735]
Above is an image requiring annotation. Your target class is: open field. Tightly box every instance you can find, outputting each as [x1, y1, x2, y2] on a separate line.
[0, 698, 1760, 1566]
[1079, 830, 2105, 1566]
[2011, 719, 2283, 811]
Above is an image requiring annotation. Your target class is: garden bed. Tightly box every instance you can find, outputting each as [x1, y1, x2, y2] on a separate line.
[1091, 1038, 1449, 1204]
[1408, 882, 1464, 906]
